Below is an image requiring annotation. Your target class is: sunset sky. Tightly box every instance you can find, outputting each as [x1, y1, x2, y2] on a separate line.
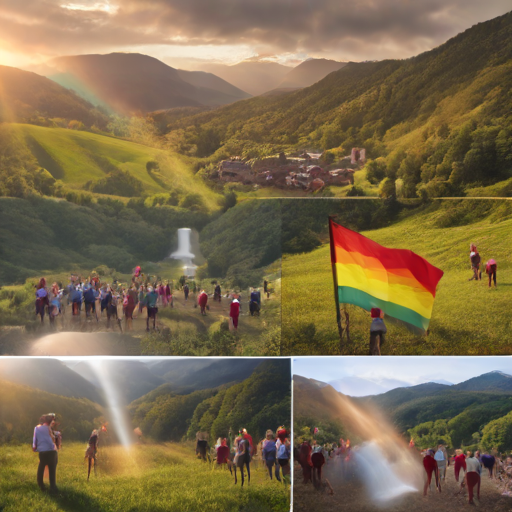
[0, 0, 510, 70]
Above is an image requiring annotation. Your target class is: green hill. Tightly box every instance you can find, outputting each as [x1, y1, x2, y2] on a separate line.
[0, 195, 211, 284]
[295, 374, 512, 453]
[129, 360, 290, 443]
[282, 199, 512, 355]
[12, 123, 220, 205]
[0, 379, 102, 444]
[166, 11, 512, 197]
[0, 65, 108, 127]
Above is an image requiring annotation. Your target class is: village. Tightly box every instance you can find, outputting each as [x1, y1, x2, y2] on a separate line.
[215, 148, 366, 192]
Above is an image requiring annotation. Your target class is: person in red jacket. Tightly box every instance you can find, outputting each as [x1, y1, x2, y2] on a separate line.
[299, 440, 313, 484]
[216, 438, 231, 472]
[423, 448, 440, 495]
[198, 290, 208, 316]
[230, 298, 240, 330]
[454, 449, 466, 482]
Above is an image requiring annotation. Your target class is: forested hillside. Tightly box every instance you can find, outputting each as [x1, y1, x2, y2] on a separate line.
[357, 372, 512, 452]
[166, 11, 512, 197]
[129, 360, 290, 442]
[0, 379, 102, 444]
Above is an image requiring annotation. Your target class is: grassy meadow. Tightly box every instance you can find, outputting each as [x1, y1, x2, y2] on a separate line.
[0, 442, 289, 512]
[283, 203, 512, 355]
[15, 123, 221, 209]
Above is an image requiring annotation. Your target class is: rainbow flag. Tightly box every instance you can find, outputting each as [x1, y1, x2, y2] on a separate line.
[329, 219, 444, 333]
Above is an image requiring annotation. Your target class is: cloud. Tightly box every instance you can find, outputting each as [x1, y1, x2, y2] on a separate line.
[0, 0, 510, 64]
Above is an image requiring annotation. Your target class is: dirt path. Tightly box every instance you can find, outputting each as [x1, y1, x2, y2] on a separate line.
[293, 460, 512, 512]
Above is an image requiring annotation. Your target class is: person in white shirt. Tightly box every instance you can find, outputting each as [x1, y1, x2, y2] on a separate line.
[464, 451, 482, 504]
[32, 413, 59, 493]
[434, 444, 448, 480]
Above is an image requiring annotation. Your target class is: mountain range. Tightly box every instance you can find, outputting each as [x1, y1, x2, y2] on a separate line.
[295, 371, 512, 449]
[167, 11, 512, 196]
[0, 359, 290, 446]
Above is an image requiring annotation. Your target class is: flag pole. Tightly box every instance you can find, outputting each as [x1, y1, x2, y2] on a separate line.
[328, 217, 345, 352]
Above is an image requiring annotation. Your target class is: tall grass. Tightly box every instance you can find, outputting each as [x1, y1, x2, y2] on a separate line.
[283, 206, 512, 355]
[0, 442, 289, 512]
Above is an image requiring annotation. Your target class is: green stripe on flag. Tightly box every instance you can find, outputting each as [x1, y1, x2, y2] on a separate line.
[338, 286, 430, 332]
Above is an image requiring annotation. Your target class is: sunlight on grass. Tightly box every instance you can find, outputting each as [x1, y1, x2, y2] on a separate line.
[0, 442, 290, 512]
[283, 211, 512, 355]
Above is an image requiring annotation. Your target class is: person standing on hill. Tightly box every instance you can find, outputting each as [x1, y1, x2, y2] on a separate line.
[454, 449, 466, 482]
[369, 308, 387, 356]
[262, 430, 279, 481]
[183, 283, 189, 301]
[276, 427, 291, 484]
[423, 448, 440, 495]
[83, 284, 96, 320]
[311, 444, 326, 488]
[485, 259, 497, 288]
[469, 244, 481, 281]
[435, 444, 448, 481]
[165, 281, 173, 308]
[481, 452, 496, 478]
[198, 289, 208, 316]
[124, 285, 137, 330]
[145, 286, 159, 331]
[230, 298, 240, 331]
[464, 451, 481, 504]
[35, 278, 49, 324]
[33, 413, 59, 494]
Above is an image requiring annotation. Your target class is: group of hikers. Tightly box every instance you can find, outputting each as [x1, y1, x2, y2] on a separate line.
[296, 437, 351, 490]
[196, 426, 291, 486]
[34, 266, 269, 333]
[469, 243, 498, 288]
[420, 443, 512, 504]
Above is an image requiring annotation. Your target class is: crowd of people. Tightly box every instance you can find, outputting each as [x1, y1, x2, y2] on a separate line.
[197, 426, 291, 487]
[33, 267, 269, 333]
[296, 437, 352, 489]
[420, 443, 512, 504]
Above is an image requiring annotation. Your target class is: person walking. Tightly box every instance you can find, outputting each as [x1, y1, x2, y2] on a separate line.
[230, 298, 240, 331]
[145, 286, 159, 331]
[198, 290, 208, 316]
[454, 449, 466, 482]
[434, 444, 448, 481]
[465, 450, 482, 504]
[423, 448, 440, 495]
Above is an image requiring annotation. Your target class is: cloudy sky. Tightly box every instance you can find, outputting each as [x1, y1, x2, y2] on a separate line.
[0, 0, 510, 69]
[294, 356, 512, 396]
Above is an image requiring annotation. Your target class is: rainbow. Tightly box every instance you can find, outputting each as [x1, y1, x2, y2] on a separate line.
[329, 219, 444, 333]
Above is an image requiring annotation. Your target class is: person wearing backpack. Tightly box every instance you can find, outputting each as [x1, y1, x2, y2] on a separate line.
[276, 427, 291, 483]
[485, 259, 497, 288]
[262, 430, 279, 480]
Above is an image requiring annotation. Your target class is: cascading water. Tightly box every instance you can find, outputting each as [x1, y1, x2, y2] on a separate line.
[170, 228, 197, 277]
[89, 360, 132, 449]
[354, 441, 417, 503]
